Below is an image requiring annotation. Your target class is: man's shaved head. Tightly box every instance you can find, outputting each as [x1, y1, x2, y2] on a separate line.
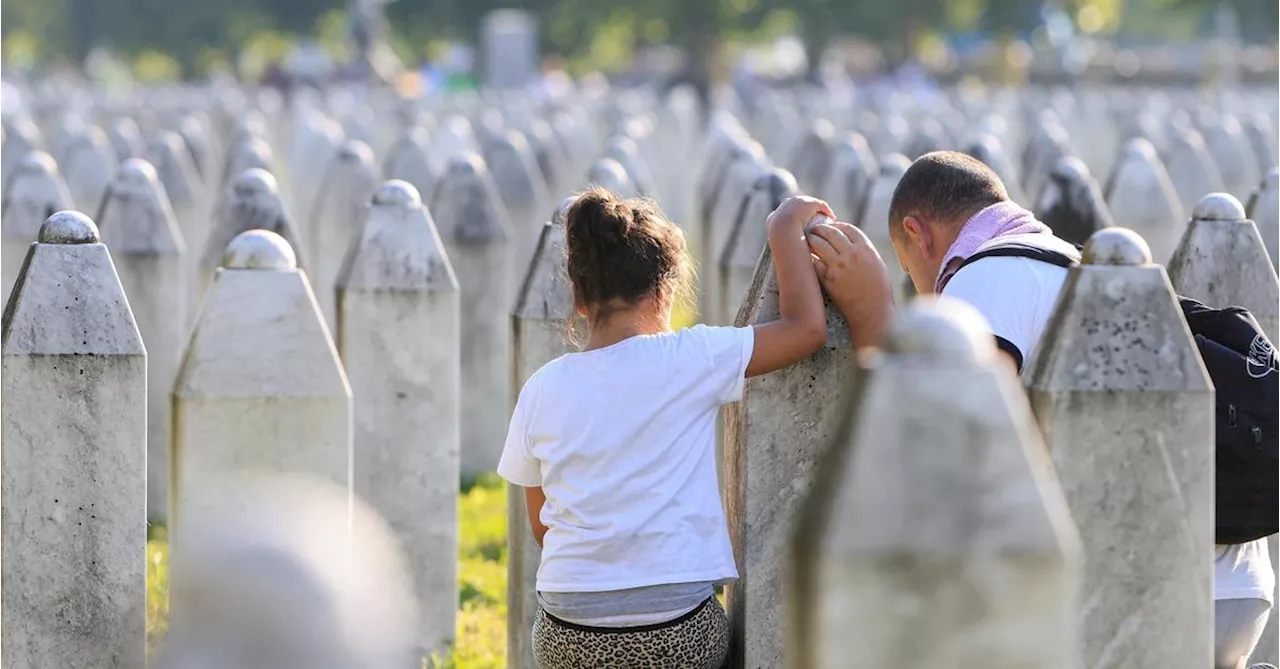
[888, 151, 1009, 239]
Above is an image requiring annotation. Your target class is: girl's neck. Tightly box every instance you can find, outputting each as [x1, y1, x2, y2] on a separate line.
[584, 299, 672, 351]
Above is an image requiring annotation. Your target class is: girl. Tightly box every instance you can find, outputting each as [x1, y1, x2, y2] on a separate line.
[498, 187, 831, 668]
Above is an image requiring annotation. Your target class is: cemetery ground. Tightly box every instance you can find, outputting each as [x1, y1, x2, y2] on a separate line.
[147, 473, 510, 669]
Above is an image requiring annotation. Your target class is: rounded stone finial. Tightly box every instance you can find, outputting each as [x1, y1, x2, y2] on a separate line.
[1265, 167, 1279, 190]
[1052, 156, 1091, 181]
[20, 150, 58, 175]
[1121, 137, 1158, 161]
[373, 180, 422, 207]
[337, 139, 374, 164]
[553, 195, 578, 226]
[606, 135, 640, 156]
[1082, 227, 1152, 266]
[446, 152, 485, 178]
[221, 229, 297, 270]
[1192, 192, 1246, 221]
[39, 210, 101, 244]
[586, 158, 630, 188]
[118, 158, 159, 186]
[881, 153, 911, 176]
[758, 169, 798, 201]
[232, 168, 279, 197]
[883, 297, 995, 364]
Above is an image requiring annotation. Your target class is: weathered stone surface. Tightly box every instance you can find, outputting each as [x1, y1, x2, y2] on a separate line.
[2, 210, 147, 668]
[176, 114, 214, 182]
[1168, 193, 1279, 341]
[860, 153, 911, 299]
[1022, 116, 1072, 205]
[290, 111, 345, 241]
[172, 229, 351, 536]
[1034, 156, 1114, 247]
[1102, 138, 1184, 264]
[2, 151, 74, 306]
[785, 119, 834, 195]
[603, 135, 657, 198]
[966, 133, 1027, 205]
[336, 180, 460, 658]
[157, 474, 419, 669]
[308, 140, 378, 329]
[1, 116, 43, 194]
[724, 244, 853, 669]
[1027, 227, 1214, 669]
[1201, 115, 1260, 200]
[147, 130, 205, 250]
[383, 125, 436, 204]
[718, 169, 797, 327]
[481, 9, 538, 89]
[218, 136, 276, 199]
[199, 168, 306, 301]
[791, 298, 1080, 669]
[106, 117, 143, 162]
[703, 151, 767, 325]
[508, 197, 579, 669]
[429, 152, 513, 475]
[485, 129, 551, 276]
[59, 125, 117, 216]
[820, 133, 876, 226]
[584, 157, 638, 199]
[1246, 167, 1279, 271]
[97, 158, 187, 522]
[1165, 128, 1227, 214]
[1240, 112, 1277, 178]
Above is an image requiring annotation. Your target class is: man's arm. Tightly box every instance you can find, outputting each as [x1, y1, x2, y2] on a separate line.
[806, 221, 895, 349]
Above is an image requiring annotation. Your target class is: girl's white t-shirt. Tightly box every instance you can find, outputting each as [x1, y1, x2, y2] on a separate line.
[498, 325, 754, 593]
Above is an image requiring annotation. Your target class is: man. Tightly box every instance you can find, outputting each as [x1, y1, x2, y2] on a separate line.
[805, 151, 1277, 669]
[808, 150, 1077, 371]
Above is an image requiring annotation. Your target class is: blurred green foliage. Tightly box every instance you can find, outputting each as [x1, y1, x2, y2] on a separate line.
[2, 0, 1275, 78]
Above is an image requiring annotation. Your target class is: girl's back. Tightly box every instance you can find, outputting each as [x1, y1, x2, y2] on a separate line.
[500, 325, 752, 591]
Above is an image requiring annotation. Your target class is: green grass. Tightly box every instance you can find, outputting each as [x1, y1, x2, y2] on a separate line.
[146, 474, 512, 668]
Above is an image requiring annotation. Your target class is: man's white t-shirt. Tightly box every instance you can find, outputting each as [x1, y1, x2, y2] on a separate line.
[944, 233, 1276, 605]
[498, 325, 753, 593]
[941, 234, 1073, 373]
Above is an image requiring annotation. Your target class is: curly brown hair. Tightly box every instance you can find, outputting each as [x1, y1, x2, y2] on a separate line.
[563, 188, 693, 323]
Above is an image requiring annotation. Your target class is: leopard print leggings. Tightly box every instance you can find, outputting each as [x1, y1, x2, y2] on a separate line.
[532, 596, 730, 669]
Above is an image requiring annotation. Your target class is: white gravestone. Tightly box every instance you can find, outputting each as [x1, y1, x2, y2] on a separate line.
[1103, 138, 1184, 264]
[308, 140, 378, 329]
[2, 151, 74, 306]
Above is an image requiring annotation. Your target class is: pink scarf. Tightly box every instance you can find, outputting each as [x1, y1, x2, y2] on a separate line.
[935, 201, 1051, 292]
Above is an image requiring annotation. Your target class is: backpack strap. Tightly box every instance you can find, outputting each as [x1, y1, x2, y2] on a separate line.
[955, 244, 1080, 272]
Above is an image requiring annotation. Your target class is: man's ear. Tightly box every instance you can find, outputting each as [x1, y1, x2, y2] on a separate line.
[902, 215, 932, 254]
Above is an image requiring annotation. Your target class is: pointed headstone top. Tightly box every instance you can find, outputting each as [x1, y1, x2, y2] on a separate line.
[586, 158, 634, 196]
[233, 168, 279, 198]
[1082, 227, 1152, 266]
[1121, 136, 1162, 161]
[336, 139, 374, 165]
[19, 150, 59, 176]
[1191, 192, 1246, 221]
[1265, 167, 1279, 191]
[118, 157, 159, 187]
[553, 195, 578, 226]
[446, 152, 486, 178]
[222, 229, 297, 270]
[38, 210, 100, 244]
[373, 179, 422, 208]
[880, 153, 911, 177]
[883, 297, 994, 363]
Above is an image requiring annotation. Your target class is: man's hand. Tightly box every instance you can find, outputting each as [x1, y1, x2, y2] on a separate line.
[806, 221, 894, 349]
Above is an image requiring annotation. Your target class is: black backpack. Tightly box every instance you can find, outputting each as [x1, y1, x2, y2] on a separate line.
[1180, 297, 1278, 544]
[957, 242, 1279, 544]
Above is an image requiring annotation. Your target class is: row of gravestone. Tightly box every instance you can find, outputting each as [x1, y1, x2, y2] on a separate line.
[7, 77, 1280, 665]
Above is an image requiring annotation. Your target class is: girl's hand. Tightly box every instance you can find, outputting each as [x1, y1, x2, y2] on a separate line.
[766, 196, 834, 235]
[807, 221, 894, 349]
